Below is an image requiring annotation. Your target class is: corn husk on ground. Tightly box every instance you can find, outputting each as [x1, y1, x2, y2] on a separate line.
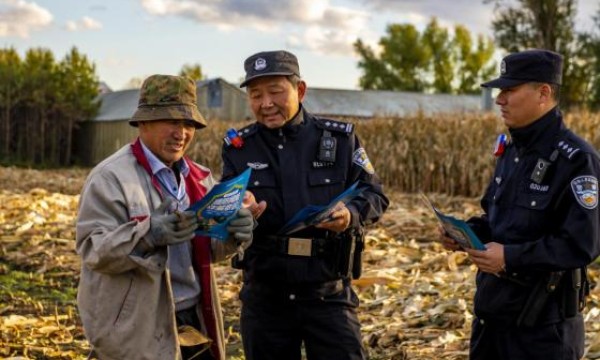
[2, 167, 600, 359]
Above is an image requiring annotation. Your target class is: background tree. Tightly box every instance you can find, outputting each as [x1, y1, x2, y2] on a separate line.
[57, 47, 100, 165]
[422, 18, 454, 93]
[179, 63, 204, 81]
[354, 18, 495, 94]
[486, 0, 596, 107]
[585, 6, 600, 110]
[356, 23, 431, 92]
[0, 48, 22, 160]
[20, 48, 56, 164]
[0, 46, 99, 166]
[454, 25, 496, 94]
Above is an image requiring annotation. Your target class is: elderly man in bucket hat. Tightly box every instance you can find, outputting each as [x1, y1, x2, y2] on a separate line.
[76, 74, 254, 360]
[440, 49, 600, 360]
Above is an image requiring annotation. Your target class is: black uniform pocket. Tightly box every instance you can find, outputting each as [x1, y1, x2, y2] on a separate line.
[308, 171, 346, 201]
[512, 192, 553, 238]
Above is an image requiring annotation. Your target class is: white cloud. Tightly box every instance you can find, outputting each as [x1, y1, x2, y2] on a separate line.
[139, 0, 370, 56]
[65, 16, 102, 32]
[0, 0, 53, 38]
[352, 0, 494, 36]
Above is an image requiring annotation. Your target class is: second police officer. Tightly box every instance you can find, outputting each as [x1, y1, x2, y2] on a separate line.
[221, 50, 389, 360]
[442, 49, 600, 360]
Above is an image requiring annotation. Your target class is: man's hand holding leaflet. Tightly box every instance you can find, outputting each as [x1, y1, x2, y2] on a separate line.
[187, 168, 252, 240]
[279, 181, 365, 235]
[421, 193, 486, 251]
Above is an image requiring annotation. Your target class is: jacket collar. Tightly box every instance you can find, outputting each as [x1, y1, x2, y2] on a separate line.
[130, 138, 209, 202]
[509, 106, 563, 155]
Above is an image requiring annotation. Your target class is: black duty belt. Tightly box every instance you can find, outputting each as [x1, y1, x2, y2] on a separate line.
[253, 235, 332, 257]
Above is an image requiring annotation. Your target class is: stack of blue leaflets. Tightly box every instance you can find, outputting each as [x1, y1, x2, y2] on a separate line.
[187, 168, 251, 241]
[279, 181, 366, 235]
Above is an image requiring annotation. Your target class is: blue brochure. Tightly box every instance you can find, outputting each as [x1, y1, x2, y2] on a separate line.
[187, 168, 251, 241]
[279, 181, 365, 235]
[421, 193, 486, 251]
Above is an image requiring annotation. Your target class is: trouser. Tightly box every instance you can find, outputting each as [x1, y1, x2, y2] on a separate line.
[240, 282, 366, 360]
[470, 315, 584, 360]
[175, 307, 215, 360]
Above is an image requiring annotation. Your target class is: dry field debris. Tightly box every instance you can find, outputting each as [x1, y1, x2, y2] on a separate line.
[2, 166, 600, 359]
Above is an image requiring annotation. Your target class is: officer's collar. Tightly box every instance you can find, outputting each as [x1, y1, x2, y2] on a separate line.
[509, 106, 562, 152]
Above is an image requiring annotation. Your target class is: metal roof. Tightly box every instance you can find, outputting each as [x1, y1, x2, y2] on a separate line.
[93, 78, 246, 122]
[95, 88, 139, 121]
[93, 79, 484, 122]
[303, 87, 482, 118]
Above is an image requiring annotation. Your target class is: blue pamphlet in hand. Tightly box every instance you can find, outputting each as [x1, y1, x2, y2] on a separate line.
[187, 168, 252, 241]
[420, 193, 486, 251]
[279, 181, 365, 235]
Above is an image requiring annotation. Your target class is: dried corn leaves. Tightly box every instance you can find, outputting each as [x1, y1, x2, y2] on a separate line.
[1, 168, 600, 359]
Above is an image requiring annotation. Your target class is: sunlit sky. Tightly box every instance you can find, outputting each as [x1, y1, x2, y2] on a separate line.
[1, 0, 597, 91]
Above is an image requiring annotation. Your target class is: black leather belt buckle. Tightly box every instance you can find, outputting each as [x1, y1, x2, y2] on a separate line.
[287, 237, 312, 256]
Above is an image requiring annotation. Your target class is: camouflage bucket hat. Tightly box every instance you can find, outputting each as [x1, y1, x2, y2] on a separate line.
[130, 74, 207, 128]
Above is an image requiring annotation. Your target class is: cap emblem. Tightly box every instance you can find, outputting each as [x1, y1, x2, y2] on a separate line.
[500, 60, 506, 75]
[254, 58, 267, 71]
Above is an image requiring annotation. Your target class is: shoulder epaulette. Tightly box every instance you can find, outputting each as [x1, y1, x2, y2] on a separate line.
[236, 123, 258, 138]
[314, 118, 354, 134]
[556, 138, 581, 160]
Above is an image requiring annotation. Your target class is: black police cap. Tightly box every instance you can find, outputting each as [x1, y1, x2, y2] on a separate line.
[481, 49, 563, 89]
[240, 50, 300, 88]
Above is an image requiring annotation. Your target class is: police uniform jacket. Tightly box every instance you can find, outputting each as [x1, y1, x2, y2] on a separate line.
[221, 107, 389, 287]
[468, 107, 600, 324]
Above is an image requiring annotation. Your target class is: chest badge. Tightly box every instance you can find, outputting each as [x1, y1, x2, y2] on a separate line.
[530, 158, 551, 184]
[247, 162, 269, 170]
[571, 176, 598, 209]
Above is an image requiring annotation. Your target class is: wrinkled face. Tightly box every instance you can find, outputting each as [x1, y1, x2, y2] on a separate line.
[247, 76, 306, 129]
[138, 120, 196, 167]
[495, 83, 549, 129]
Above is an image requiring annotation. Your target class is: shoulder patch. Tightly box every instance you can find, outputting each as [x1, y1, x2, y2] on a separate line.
[352, 147, 375, 174]
[556, 139, 581, 160]
[315, 118, 354, 134]
[571, 175, 598, 209]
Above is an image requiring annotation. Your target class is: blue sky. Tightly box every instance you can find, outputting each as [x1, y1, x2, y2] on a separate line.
[0, 0, 597, 91]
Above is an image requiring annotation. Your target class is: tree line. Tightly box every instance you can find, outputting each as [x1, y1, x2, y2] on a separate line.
[0, 47, 99, 166]
[355, 0, 600, 108]
[0, 46, 206, 167]
[1, 0, 599, 167]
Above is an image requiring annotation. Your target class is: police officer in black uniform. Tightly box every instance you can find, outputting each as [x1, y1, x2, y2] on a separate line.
[441, 49, 600, 360]
[221, 50, 389, 360]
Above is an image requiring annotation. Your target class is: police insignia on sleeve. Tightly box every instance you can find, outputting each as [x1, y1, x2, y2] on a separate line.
[570, 175, 599, 209]
[352, 147, 375, 174]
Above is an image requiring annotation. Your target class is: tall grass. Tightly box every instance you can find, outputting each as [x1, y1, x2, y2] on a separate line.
[188, 111, 600, 197]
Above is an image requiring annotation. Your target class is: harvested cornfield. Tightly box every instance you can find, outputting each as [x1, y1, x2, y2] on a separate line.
[2, 166, 600, 360]
[190, 111, 600, 197]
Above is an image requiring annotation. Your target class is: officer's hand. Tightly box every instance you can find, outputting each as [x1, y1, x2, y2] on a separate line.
[465, 242, 505, 275]
[243, 191, 267, 219]
[227, 208, 254, 245]
[438, 225, 462, 252]
[315, 202, 351, 233]
[147, 198, 198, 247]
